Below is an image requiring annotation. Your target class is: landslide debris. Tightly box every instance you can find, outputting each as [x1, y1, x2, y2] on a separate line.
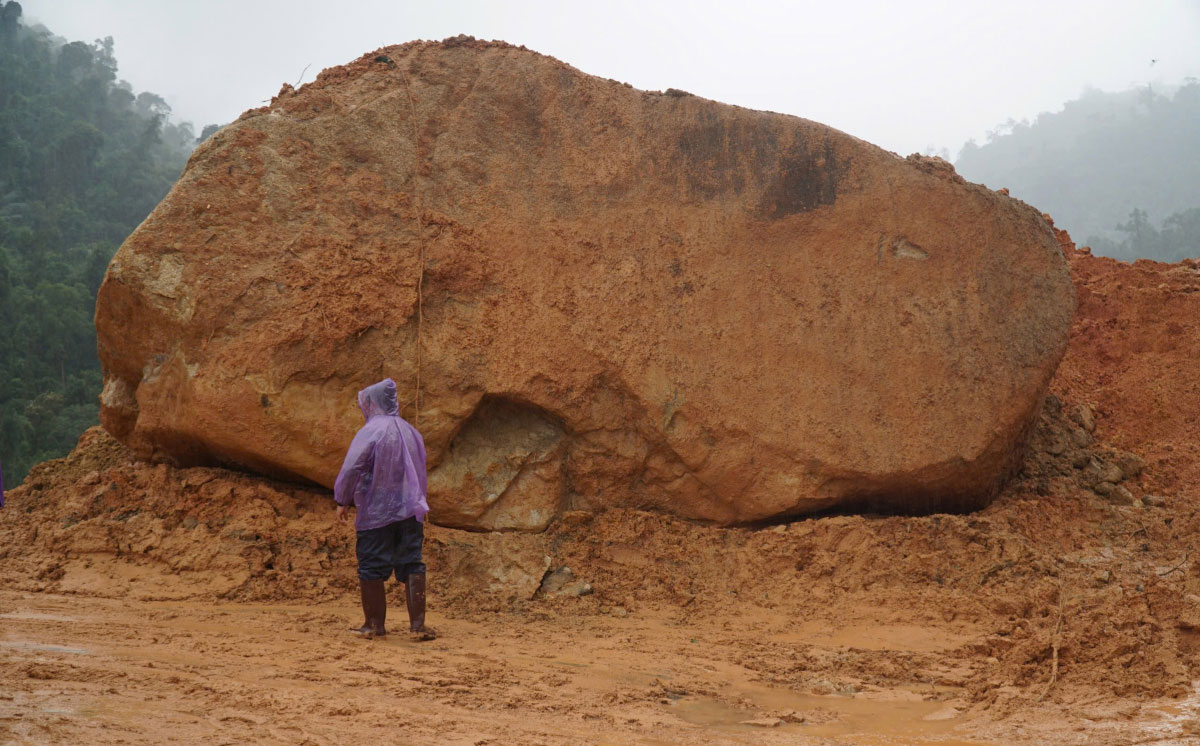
[4, 363, 1199, 712]
[10, 222, 1200, 722]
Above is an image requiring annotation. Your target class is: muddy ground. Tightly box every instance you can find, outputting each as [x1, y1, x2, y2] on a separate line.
[4, 233, 1200, 745]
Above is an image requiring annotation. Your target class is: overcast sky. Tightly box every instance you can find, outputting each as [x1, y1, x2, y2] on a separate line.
[21, 0, 1200, 158]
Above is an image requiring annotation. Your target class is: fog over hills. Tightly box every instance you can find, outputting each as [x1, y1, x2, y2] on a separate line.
[956, 82, 1200, 262]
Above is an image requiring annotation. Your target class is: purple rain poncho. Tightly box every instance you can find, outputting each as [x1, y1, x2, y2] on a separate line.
[333, 378, 429, 531]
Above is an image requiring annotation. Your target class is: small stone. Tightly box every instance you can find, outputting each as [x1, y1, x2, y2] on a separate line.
[540, 566, 576, 594]
[1071, 452, 1090, 469]
[1144, 495, 1168, 508]
[611, 606, 629, 618]
[1071, 404, 1096, 433]
[1115, 452, 1145, 480]
[1071, 427, 1093, 448]
[1100, 462, 1124, 484]
[1093, 570, 1111, 584]
[559, 580, 593, 597]
[1045, 439, 1066, 456]
[1110, 485, 1136, 505]
[1093, 481, 1115, 497]
[740, 718, 783, 728]
[558, 510, 595, 526]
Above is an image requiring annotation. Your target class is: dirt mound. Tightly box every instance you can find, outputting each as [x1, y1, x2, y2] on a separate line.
[95, 37, 1072, 526]
[1051, 223, 1200, 497]
[1, 427, 551, 607]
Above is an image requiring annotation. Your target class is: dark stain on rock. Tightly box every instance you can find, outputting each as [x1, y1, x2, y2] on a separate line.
[676, 111, 781, 199]
[761, 138, 840, 219]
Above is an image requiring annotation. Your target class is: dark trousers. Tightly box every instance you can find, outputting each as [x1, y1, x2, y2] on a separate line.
[355, 517, 425, 582]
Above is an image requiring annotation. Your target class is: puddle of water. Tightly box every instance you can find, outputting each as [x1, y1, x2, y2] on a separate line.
[673, 698, 749, 727]
[0, 641, 90, 655]
[670, 684, 989, 745]
[1139, 679, 1200, 742]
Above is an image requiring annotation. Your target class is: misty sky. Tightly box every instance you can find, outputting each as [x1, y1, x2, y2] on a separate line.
[22, 0, 1200, 158]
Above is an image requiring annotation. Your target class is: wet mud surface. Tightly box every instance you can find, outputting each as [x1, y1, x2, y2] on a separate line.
[2, 588, 1197, 746]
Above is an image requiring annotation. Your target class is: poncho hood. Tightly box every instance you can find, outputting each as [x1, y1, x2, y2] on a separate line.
[358, 378, 400, 421]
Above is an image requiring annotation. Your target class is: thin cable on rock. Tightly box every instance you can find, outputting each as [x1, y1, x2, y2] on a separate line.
[401, 67, 425, 427]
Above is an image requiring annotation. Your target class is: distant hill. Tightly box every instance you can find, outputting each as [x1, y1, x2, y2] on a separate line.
[955, 82, 1200, 262]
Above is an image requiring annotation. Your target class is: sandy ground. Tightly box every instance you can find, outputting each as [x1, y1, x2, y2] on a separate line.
[3, 585, 1198, 746]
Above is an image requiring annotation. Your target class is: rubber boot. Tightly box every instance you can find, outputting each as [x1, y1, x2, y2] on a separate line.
[405, 573, 436, 640]
[352, 579, 387, 638]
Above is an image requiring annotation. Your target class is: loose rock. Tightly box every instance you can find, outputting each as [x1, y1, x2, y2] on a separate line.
[539, 566, 594, 597]
[1114, 452, 1145, 480]
[1071, 404, 1096, 433]
[1110, 485, 1136, 505]
[740, 718, 783, 728]
[1101, 462, 1124, 484]
[93, 38, 1076, 527]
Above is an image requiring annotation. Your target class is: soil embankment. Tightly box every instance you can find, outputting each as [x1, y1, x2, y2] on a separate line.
[3, 230, 1200, 744]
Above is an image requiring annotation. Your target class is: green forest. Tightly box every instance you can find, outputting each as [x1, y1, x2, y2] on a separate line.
[956, 81, 1200, 262]
[0, 2, 202, 484]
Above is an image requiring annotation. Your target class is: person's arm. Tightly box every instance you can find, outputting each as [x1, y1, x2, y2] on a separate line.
[414, 431, 428, 497]
[333, 429, 376, 521]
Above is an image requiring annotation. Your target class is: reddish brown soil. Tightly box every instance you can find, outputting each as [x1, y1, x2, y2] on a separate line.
[1053, 228, 1200, 496]
[4, 230, 1200, 744]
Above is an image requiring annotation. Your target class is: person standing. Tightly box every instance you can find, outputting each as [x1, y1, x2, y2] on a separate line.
[334, 378, 435, 640]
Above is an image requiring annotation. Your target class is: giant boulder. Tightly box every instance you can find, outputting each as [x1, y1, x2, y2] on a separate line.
[95, 38, 1075, 529]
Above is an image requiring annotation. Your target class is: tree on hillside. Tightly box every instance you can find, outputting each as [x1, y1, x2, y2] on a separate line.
[0, 1, 212, 483]
[1089, 206, 1200, 263]
[956, 81, 1200, 261]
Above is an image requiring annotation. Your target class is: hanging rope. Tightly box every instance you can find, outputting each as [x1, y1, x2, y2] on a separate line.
[401, 67, 425, 427]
